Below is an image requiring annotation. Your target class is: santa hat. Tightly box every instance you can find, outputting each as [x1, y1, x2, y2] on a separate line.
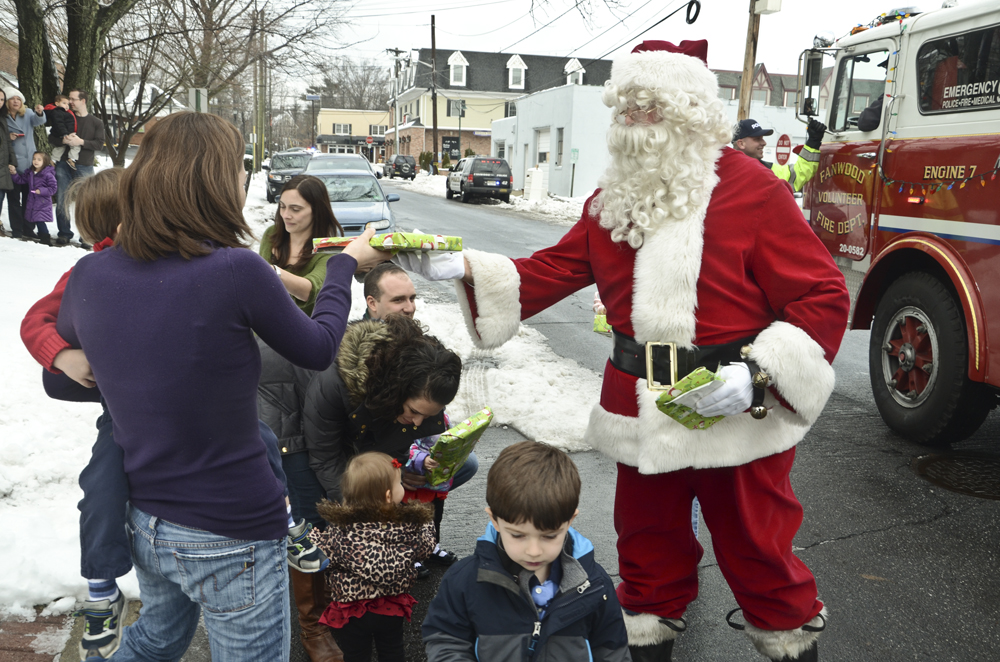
[608, 39, 717, 100]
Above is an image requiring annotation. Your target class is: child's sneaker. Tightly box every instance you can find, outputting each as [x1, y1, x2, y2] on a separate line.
[288, 519, 330, 573]
[68, 158, 77, 170]
[77, 593, 124, 660]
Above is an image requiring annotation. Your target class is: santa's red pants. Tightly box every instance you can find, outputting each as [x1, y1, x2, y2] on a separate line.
[614, 447, 823, 631]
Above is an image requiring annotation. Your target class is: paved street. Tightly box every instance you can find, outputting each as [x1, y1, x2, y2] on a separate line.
[60, 185, 1000, 660]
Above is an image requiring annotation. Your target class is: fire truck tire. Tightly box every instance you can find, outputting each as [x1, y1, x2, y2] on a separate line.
[869, 271, 994, 446]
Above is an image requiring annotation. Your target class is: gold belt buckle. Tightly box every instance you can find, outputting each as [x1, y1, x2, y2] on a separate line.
[645, 341, 678, 392]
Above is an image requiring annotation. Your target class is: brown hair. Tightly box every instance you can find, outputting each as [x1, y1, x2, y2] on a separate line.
[363, 262, 408, 302]
[116, 112, 252, 261]
[31, 151, 53, 171]
[363, 315, 462, 421]
[486, 441, 580, 531]
[268, 175, 343, 270]
[70, 89, 88, 103]
[341, 452, 399, 510]
[54, 94, 69, 104]
[66, 168, 124, 245]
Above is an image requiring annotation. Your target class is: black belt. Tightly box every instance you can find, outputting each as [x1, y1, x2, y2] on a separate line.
[609, 331, 770, 418]
[610, 331, 754, 385]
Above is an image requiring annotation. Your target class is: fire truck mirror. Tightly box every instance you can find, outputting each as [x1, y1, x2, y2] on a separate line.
[804, 52, 825, 87]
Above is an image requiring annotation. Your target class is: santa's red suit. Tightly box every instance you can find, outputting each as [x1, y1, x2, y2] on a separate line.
[451, 43, 849, 662]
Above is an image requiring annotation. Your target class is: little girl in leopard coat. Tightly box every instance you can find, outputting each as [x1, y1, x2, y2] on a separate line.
[310, 451, 436, 662]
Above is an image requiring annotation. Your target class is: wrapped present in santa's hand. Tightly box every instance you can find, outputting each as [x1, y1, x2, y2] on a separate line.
[655, 367, 727, 430]
[425, 407, 493, 487]
[593, 314, 613, 336]
[313, 232, 463, 254]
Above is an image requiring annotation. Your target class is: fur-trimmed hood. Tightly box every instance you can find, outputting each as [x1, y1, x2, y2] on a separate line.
[316, 499, 433, 527]
[335, 320, 392, 406]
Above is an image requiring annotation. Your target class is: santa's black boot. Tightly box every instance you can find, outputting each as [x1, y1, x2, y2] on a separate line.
[727, 607, 826, 662]
[624, 612, 686, 662]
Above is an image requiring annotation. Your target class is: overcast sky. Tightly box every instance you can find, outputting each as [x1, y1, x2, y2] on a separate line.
[333, 0, 917, 75]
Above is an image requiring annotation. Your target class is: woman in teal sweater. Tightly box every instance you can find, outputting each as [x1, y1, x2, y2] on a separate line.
[260, 174, 343, 315]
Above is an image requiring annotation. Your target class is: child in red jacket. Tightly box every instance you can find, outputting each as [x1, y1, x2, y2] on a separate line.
[21, 169, 328, 661]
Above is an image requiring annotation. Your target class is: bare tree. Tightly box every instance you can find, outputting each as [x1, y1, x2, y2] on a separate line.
[307, 57, 391, 110]
[93, 0, 189, 166]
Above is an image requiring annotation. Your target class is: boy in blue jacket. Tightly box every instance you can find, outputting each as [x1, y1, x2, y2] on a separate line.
[422, 441, 631, 662]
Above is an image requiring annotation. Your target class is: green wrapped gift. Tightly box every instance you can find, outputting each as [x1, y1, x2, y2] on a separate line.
[313, 232, 463, 254]
[425, 407, 494, 487]
[654, 367, 726, 430]
[593, 314, 613, 336]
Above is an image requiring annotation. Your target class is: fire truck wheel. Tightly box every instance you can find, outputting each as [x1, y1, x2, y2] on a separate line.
[869, 271, 994, 446]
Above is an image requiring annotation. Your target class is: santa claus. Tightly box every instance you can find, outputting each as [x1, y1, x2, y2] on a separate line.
[396, 40, 849, 662]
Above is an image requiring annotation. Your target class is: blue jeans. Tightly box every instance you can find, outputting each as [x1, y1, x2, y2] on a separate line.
[282, 451, 328, 528]
[54, 161, 95, 240]
[78, 416, 286, 580]
[116, 504, 290, 661]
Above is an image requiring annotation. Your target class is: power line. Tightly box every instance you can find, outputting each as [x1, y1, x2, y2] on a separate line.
[565, 0, 662, 57]
[342, 0, 519, 19]
[440, 12, 532, 38]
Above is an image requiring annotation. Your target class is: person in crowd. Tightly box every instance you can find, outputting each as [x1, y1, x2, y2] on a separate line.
[22, 165, 335, 660]
[44, 94, 81, 168]
[363, 262, 417, 320]
[731, 118, 826, 193]
[53, 111, 383, 661]
[309, 452, 436, 662]
[399, 40, 849, 662]
[54, 89, 104, 247]
[260, 174, 342, 313]
[11, 151, 57, 244]
[0, 89, 20, 238]
[5, 87, 47, 239]
[422, 440, 630, 662]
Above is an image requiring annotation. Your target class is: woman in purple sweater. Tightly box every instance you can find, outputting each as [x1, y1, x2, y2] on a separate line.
[56, 112, 384, 661]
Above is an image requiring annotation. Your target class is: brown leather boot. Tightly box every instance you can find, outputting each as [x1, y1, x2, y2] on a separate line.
[290, 567, 345, 662]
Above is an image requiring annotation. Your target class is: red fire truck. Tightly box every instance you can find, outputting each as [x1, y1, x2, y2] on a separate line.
[797, 1, 1000, 445]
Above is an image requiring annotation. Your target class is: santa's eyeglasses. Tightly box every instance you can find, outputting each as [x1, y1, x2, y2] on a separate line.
[615, 107, 662, 125]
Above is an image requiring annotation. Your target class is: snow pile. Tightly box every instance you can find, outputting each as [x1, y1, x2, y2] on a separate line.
[394, 171, 448, 198]
[0, 174, 599, 617]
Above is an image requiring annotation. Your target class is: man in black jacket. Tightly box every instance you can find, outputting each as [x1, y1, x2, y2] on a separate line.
[54, 89, 104, 247]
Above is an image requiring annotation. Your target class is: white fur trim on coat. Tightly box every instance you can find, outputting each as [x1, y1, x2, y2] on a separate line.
[454, 249, 521, 349]
[744, 608, 827, 660]
[750, 321, 836, 426]
[583, 378, 813, 474]
[630, 164, 719, 346]
[622, 611, 683, 646]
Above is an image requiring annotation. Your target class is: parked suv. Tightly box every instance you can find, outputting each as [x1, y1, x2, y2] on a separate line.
[446, 157, 512, 203]
[263, 150, 311, 203]
[385, 155, 416, 180]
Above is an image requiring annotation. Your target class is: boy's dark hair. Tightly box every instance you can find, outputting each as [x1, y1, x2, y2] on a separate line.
[66, 168, 123, 244]
[363, 262, 408, 301]
[54, 94, 68, 104]
[487, 441, 581, 531]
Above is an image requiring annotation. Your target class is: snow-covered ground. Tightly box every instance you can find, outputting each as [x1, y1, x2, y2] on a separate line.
[0, 172, 599, 618]
[393, 172, 587, 226]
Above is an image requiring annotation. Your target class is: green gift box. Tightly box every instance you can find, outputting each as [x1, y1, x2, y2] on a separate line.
[425, 407, 493, 487]
[313, 232, 463, 254]
[654, 367, 726, 430]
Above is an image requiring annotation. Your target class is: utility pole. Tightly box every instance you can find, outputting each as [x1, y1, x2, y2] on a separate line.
[738, 0, 761, 121]
[457, 100, 466, 158]
[386, 47, 405, 159]
[431, 15, 439, 173]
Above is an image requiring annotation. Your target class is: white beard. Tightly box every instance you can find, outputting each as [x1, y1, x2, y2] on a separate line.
[592, 97, 731, 248]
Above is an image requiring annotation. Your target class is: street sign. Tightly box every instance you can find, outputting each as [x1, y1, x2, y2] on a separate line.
[775, 134, 791, 165]
[570, 148, 579, 164]
[305, 94, 321, 101]
[366, 136, 373, 145]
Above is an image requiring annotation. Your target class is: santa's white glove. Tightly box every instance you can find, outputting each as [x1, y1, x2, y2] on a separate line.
[392, 251, 466, 281]
[694, 363, 754, 417]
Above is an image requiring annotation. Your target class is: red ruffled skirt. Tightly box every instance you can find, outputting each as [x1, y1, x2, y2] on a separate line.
[319, 594, 419, 628]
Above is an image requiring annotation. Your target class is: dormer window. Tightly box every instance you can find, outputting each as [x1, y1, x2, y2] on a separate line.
[506, 54, 527, 90]
[564, 58, 585, 85]
[449, 51, 469, 87]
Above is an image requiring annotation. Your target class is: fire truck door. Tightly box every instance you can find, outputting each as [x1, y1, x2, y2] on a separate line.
[811, 44, 893, 261]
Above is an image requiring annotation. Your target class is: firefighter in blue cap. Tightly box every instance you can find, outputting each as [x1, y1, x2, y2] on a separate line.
[732, 118, 826, 193]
